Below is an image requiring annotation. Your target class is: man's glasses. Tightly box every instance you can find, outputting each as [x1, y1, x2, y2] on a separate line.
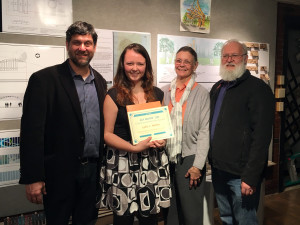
[221, 54, 247, 60]
[175, 59, 193, 66]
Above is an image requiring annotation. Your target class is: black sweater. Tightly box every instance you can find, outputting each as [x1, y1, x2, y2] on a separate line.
[209, 70, 275, 186]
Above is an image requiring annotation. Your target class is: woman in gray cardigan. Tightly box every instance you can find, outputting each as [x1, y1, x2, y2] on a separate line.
[161, 46, 210, 225]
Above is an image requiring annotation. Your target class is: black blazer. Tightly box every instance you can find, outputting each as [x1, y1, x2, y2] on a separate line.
[19, 60, 107, 186]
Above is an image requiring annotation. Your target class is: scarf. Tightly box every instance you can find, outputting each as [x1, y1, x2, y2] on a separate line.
[167, 73, 196, 163]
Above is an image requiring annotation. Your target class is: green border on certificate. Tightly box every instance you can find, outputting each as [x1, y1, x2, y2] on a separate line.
[127, 106, 174, 144]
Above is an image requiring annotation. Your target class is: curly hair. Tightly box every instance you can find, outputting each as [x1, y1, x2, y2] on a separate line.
[113, 43, 156, 106]
[66, 21, 98, 45]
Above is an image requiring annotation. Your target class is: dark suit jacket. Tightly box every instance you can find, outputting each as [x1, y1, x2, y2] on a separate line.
[19, 60, 107, 188]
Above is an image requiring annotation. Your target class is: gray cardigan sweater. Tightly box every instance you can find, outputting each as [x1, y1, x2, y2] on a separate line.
[161, 84, 210, 170]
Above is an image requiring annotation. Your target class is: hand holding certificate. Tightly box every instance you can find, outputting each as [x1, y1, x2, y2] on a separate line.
[127, 101, 174, 145]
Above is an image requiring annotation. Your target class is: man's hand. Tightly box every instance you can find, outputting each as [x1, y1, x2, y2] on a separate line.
[25, 182, 47, 204]
[185, 166, 202, 189]
[241, 181, 256, 196]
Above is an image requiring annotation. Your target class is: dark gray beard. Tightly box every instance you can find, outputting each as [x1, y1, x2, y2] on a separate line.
[68, 49, 93, 68]
[70, 57, 91, 67]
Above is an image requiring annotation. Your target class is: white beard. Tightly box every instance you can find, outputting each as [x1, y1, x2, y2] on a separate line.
[219, 62, 246, 81]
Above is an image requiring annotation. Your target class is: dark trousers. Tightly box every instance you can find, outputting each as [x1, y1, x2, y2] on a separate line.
[165, 155, 205, 225]
[113, 213, 158, 225]
[43, 162, 99, 225]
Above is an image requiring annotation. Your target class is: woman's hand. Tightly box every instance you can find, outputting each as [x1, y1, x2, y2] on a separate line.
[132, 137, 152, 152]
[149, 139, 166, 148]
[185, 166, 202, 189]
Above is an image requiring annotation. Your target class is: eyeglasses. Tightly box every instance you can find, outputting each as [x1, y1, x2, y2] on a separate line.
[175, 59, 193, 66]
[221, 54, 247, 60]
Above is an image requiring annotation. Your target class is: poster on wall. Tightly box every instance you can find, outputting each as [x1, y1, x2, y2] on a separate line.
[91, 29, 151, 88]
[180, 0, 211, 34]
[0, 43, 66, 121]
[0, 129, 20, 187]
[90, 29, 114, 87]
[157, 34, 224, 90]
[113, 31, 151, 76]
[0, 81, 27, 121]
[0, 43, 65, 187]
[244, 42, 270, 85]
[1, 0, 72, 36]
[157, 34, 270, 90]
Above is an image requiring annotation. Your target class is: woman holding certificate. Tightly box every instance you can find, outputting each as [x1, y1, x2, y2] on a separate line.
[99, 43, 171, 225]
[162, 46, 210, 225]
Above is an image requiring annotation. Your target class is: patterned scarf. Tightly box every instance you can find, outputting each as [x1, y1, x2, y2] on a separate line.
[167, 73, 196, 163]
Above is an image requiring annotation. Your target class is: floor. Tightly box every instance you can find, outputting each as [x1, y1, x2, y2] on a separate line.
[263, 185, 300, 225]
[213, 185, 300, 225]
[96, 185, 300, 225]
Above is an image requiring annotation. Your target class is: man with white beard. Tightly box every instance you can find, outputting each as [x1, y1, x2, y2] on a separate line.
[209, 39, 275, 225]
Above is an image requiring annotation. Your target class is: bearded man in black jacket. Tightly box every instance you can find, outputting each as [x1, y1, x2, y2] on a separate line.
[209, 39, 274, 225]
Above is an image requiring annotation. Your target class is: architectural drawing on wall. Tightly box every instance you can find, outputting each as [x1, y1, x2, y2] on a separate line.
[2, 0, 72, 36]
[0, 93, 24, 120]
[9, 0, 29, 14]
[180, 0, 211, 34]
[0, 43, 65, 81]
[157, 34, 270, 90]
[0, 130, 20, 187]
[48, 0, 58, 8]
[113, 31, 151, 76]
[0, 43, 66, 121]
[90, 29, 114, 87]
[90, 29, 151, 87]
[8, 0, 61, 14]
[0, 58, 26, 72]
[157, 34, 224, 89]
[0, 81, 27, 120]
[0, 55, 27, 80]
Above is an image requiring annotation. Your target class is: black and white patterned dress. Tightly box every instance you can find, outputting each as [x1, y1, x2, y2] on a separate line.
[99, 87, 171, 217]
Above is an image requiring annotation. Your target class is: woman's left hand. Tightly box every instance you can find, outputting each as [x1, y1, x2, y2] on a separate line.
[185, 166, 202, 189]
[149, 139, 166, 148]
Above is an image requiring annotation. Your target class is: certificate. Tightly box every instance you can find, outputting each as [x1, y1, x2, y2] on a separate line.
[127, 103, 174, 144]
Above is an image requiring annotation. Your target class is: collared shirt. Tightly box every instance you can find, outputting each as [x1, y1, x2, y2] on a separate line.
[69, 63, 100, 158]
[168, 78, 198, 122]
[210, 80, 236, 140]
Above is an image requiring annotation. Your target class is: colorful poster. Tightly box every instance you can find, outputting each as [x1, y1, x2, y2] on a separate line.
[91, 29, 151, 88]
[157, 34, 224, 89]
[0, 130, 20, 187]
[113, 31, 151, 77]
[180, 0, 211, 34]
[157, 34, 270, 90]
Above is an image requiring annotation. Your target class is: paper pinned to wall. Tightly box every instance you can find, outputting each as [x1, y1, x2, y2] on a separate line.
[157, 34, 270, 90]
[0, 43, 66, 121]
[1, 0, 72, 37]
[0, 129, 20, 187]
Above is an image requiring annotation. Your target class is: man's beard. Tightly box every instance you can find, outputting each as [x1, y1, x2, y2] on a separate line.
[219, 62, 246, 81]
[68, 50, 93, 67]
